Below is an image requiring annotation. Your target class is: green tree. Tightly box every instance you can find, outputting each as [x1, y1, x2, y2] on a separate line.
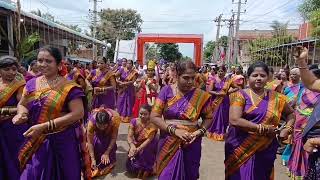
[181, 56, 192, 61]
[298, 0, 320, 19]
[204, 41, 215, 61]
[157, 43, 182, 62]
[310, 10, 320, 37]
[218, 36, 228, 48]
[298, 0, 320, 38]
[96, 8, 143, 59]
[20, 32, 41, 62]
[145, 44, 159, 61]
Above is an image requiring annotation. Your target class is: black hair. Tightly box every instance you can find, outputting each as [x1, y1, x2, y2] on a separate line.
[309, 64, 320, 78]
[140, 104, 152, 113]
[0, 56, 19, 69]
[217, 65, 227, 72]
[39, 46, 62, 64]
[269, 67, 274, 74]
[96, 111, 111, 125]
[97, 56, 108, 64]
[176, 60, 197, 76]
[247, 61, 269, 77]
[30, 60, 37, 67]
[122, 58, 127, 62]
[128, 60, 134, 65]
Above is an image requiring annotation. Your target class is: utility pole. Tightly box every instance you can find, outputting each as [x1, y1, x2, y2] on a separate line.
[16, 0, 22, 61]
[90, 0, 101, 61]
[232, 0, 246, 65]
[226, 14, 235, 69]
[214, 14, 223, 63]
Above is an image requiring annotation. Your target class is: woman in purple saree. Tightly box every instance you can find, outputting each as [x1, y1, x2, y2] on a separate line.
[126, 104, 158, 179]
[116, 60, 138, 123]
[87, 107, 120, 178]
[0, 56, 28, 180]
[151, 61, 213, 180]
[206, 65, 238, 141]
[225, 62, 295, 180]
[12, 47, 91, 180]
[87, 57, 116, 109]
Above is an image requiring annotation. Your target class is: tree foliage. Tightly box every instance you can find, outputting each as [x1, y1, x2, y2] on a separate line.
[157, 43, 182, 62]
[298, 0, 320, 38]
[310, 10, 320, 37]
[204, 41, 215, 62]
[203, 36, 228, 62]
[145, 44, 159, 61]
[298, 0, 320, 19]
[20, 32, 41, 63]
[181, 56, 192, 61]
[96, 8, 143, 59]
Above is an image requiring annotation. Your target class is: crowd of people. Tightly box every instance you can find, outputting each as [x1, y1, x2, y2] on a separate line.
[1, 46, 320, 180]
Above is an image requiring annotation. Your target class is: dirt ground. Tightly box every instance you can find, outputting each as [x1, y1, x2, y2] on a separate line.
[96, 123, 290, 180]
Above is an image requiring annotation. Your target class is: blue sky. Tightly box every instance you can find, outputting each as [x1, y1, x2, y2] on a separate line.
[21, 0, 304, 57]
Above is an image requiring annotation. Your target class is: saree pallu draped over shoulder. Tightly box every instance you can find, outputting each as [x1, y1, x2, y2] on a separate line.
[126, 118, 158, 178]
[117, 68, 138, 123]
[19, 77, 92, 180]
[225, 90, 287, 180]
[207, 77, 233, 141]
[0, 74, 26, 180]
[91, 69, 116, 109]
[0, 73, 25, 107]
[152, 86, 212, 180]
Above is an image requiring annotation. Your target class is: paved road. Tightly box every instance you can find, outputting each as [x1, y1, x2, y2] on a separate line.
[96, 123, 290, 180]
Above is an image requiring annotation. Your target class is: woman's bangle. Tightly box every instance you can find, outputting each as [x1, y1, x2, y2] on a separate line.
[166, 124, 176, 136]
[198, 126, 207, 137]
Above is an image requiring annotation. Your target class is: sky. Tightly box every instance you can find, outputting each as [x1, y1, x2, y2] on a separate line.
[20, 0, 304, 57]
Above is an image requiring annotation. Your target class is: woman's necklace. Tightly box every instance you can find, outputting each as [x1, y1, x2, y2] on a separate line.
[39, 75, 61, 89]
[249, 88, 266, 107]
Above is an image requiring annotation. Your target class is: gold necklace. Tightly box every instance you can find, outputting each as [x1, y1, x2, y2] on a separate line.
[249, 89, 266, 107]
[39, 75, 61, 89]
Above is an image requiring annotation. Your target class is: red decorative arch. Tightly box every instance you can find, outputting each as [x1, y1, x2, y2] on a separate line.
[137, 34, 203, 66]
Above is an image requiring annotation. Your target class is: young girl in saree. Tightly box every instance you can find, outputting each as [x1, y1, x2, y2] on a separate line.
[87, 107, 120, 178]
[87, 57, 116, 109]
[225, 61, 295, 180]
[0, 56, 28, 180]
[151, 60, 213, 180]
[127, 104, 158, 179]
[13, 47, 91, 180]
[116, 60, 138, 123]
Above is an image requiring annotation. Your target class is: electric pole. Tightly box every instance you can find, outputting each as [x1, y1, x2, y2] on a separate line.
[232, 0, 246, 64]
[226, 14, 235, 69]
[90, 0, 101, 61]
[214, 14, 223, 63]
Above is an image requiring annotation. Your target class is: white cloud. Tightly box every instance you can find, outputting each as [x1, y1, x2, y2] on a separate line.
[21, 0, 303, 57]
